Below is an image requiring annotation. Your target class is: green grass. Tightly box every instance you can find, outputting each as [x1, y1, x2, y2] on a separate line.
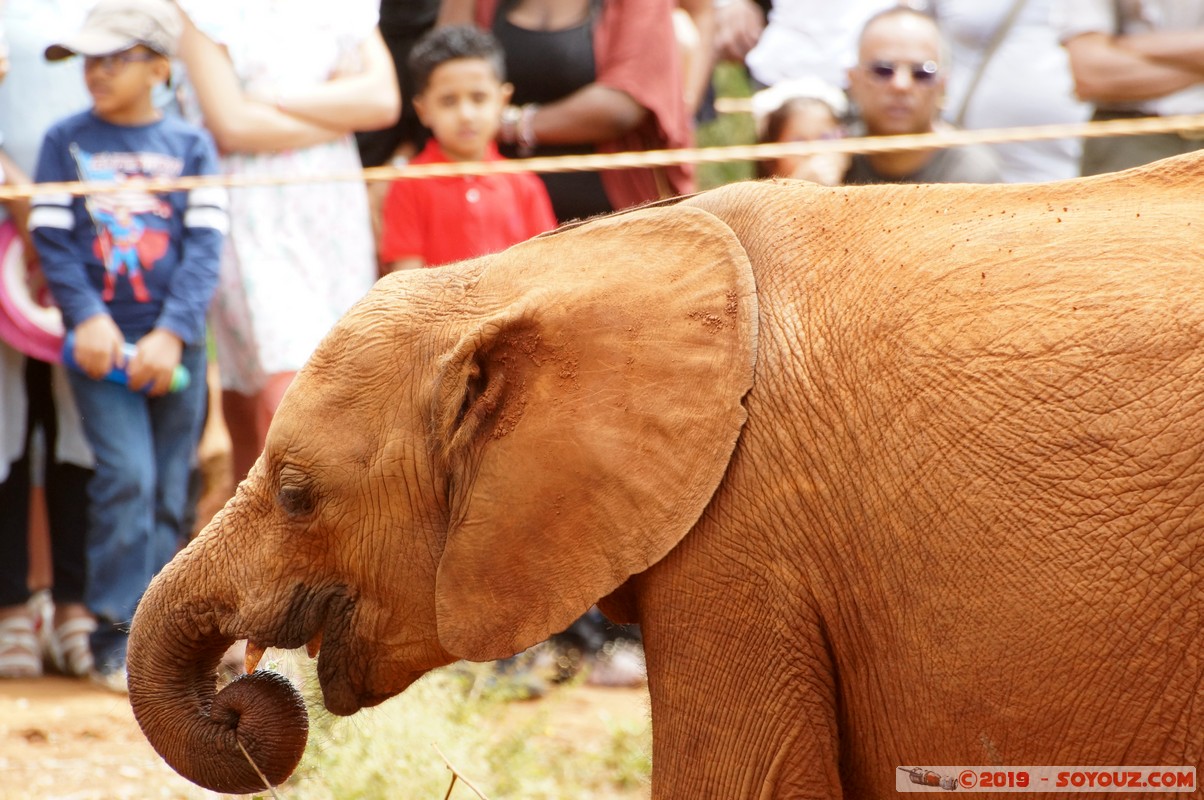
[696, 63, 758, 190]
[250, 655, 651, 799]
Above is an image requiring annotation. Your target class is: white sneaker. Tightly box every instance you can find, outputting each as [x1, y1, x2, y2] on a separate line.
[46, 616, 97, 677]
[585, 640, 647, 688]
[0, 611, 41, 679]
[88, 665, 128, 695]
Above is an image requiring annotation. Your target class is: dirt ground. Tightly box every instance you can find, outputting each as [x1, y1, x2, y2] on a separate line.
[0, 675, 207, 799]
[0, 675, 650, 800]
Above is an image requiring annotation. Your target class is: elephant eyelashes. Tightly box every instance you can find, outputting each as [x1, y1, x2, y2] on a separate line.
[456, 361, 485, 428]
[277, 484, 317, 518]
[454, 357, 501, 435]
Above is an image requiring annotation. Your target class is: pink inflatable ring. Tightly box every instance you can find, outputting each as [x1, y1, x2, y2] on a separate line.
[0, 218, 64, 364]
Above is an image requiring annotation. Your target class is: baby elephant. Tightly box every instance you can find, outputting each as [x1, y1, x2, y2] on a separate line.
[129, 152, 1204, 797]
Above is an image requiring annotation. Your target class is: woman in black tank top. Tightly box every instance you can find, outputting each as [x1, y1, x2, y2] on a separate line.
[491, 0, 613, 222]
[443, 0, 694, 223]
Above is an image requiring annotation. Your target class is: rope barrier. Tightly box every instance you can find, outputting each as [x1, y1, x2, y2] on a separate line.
[1, 111, 1202, 201]
[712, 97, 757, 116]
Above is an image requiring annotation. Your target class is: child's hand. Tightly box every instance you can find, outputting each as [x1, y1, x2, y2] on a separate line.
[788, 152, 851, 187]
[71, 315, 125, 380]
[128, 328, 184, 397]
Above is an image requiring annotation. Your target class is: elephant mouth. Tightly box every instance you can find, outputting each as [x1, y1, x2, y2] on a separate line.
[236, 586, 381, 715]
[313, 640, 427, 716]
[242, 632, 324, 674]
[239, 630, 374, 716]
[235, 588, 431, 717]
[244, 618, 409, 714]
[317, 648, 387, 716]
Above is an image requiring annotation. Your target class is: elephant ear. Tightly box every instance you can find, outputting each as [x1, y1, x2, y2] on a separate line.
[433, 205, 758, 660]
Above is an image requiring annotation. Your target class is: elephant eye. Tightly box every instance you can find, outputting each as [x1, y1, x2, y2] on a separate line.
[278, 484, 317, 518]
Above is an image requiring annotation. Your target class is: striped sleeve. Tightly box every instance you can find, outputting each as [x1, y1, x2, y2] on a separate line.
[30, 129, 109, 330]
[28, 191, 76, 232]
[184, 183, 229, 234]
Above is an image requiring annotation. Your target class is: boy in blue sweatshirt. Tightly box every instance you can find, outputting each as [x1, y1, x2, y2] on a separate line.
[29, 0, 227, 689]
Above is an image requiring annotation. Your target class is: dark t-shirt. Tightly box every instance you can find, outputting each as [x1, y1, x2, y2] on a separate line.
[844, 145, 1003, 185]
[378, 0, 439, 36]
[492, 0, 613, 222]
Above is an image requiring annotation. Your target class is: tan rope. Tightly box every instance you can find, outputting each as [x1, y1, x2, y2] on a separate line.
[1, 112, 1202, 201]
[713, 96, 757, 116]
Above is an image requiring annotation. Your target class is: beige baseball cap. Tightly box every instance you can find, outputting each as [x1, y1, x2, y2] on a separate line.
[45, 0, 182, 61]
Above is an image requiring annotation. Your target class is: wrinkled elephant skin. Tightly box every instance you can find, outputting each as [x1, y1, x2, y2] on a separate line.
[128, 152, 1204, 797]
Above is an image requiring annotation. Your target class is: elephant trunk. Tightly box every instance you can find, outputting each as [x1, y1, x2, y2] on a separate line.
[127, 548, 310, 794]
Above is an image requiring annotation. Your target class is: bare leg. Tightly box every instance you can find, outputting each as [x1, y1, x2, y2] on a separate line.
[221, 389, 259, 485]
[256, 372, 296, 444]
[27, 487, 51, 593]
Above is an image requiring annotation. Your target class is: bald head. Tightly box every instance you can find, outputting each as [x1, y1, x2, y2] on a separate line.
[848, 8, 946, 137]
[857, 7, 942, 55]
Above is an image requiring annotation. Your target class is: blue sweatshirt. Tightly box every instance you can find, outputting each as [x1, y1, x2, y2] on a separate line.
[30, 110, 227, 346]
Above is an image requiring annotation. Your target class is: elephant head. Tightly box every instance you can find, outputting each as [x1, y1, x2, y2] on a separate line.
[126, 204, 758, 793]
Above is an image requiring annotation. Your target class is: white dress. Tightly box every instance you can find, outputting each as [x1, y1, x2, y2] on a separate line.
[933, 0, 1091, 183]
[175, 0, 380, 394]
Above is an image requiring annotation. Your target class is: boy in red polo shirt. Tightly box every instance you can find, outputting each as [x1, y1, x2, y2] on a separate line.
[379, 25, 555, 271]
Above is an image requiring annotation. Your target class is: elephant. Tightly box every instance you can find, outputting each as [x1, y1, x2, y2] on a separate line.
[127, 151, 1204, 798]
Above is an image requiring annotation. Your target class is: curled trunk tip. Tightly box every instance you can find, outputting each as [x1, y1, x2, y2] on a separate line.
[132, 667, 310, 794]
[128, 589, 311, 794]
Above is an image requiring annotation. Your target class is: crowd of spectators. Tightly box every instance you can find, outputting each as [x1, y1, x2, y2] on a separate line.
[750, 0, 1204, 184]
[1, 0, 1202, 695]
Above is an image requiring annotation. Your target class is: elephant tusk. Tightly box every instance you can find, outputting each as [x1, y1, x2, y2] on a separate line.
[242, 634, 318, 674]
[306, 630, 322, 659]
[244, 641, 267, 674]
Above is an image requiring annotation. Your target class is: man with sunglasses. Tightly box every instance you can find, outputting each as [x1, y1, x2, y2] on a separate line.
[843, 7, 1002, 184]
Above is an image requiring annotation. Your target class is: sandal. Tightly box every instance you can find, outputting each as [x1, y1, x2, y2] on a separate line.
[0, 612, 41, 679]
[46, 615, 96, 678]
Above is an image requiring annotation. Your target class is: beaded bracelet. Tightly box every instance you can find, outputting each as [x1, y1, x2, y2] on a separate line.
[500, 104, 522, 144]
[517, 103, 539, 157]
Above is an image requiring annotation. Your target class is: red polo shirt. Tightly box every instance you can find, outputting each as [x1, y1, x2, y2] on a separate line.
[380, 140, 557, 266]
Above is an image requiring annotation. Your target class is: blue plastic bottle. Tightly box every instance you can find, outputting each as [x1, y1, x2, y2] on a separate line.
[61, 332, 190, 393]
